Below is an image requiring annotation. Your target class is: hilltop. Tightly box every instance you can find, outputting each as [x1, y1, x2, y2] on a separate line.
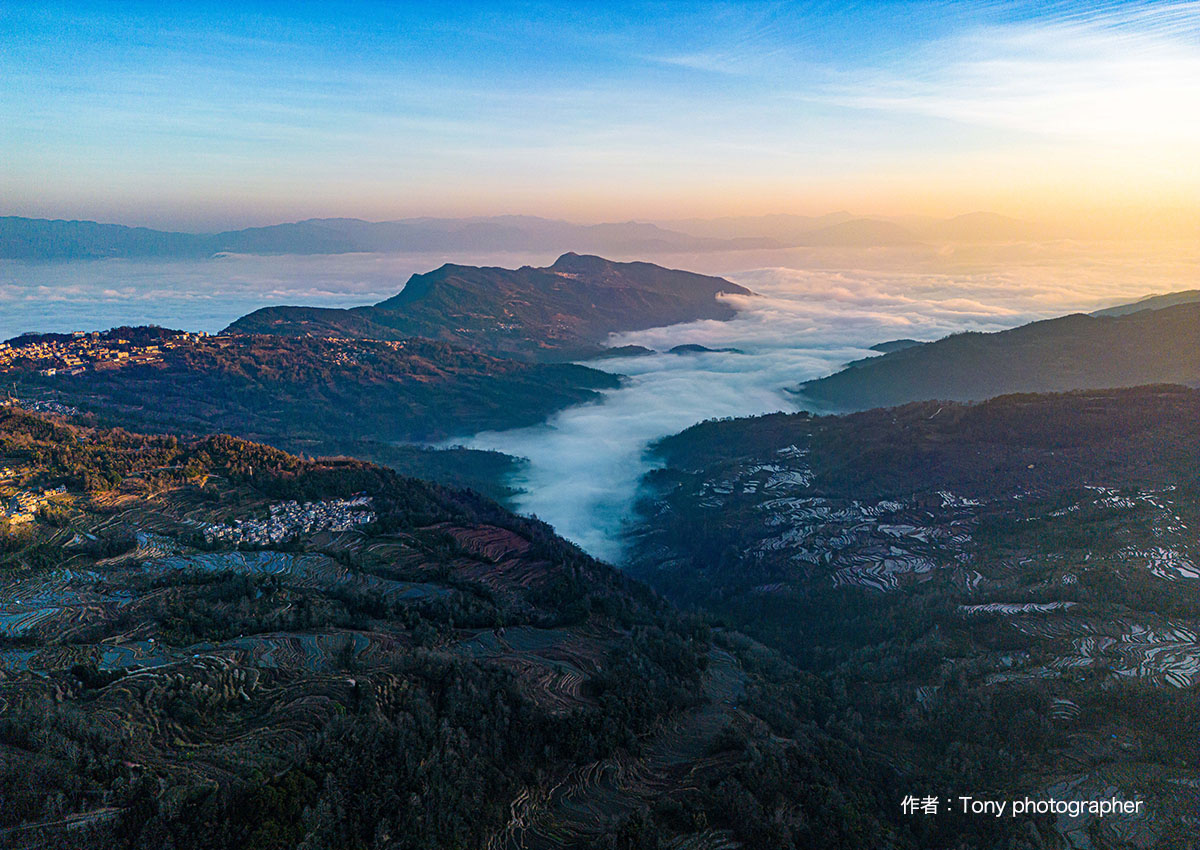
[227, 253, 755, 359]
[800, 301, 1200, 410]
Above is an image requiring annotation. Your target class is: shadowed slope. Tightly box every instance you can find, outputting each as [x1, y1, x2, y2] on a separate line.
[800, 302, 1200, 410]
[227, 253, 754, 359]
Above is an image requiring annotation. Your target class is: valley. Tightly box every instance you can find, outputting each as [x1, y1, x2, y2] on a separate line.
[4, 248, 1200, 849]
[0, 405, 901, 849]
[625, 387, 1200, 847]
[11, 2, 1200, 847]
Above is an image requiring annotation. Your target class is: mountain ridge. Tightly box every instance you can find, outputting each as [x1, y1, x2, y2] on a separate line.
[1, 210, 1058, 260]
[226, 253, 756, 359]
[799, 302, 1200, 410]
[0, 215, 782, 259]
[1092, 288, 1200, 317]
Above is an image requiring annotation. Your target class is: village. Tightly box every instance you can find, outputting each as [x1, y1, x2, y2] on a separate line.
[0, 329, 210, 376]
[0, 330, 401, 378]
[0, 484, 67, 524]
[1, 397, 81, 416]
[203, 496, 376, 545]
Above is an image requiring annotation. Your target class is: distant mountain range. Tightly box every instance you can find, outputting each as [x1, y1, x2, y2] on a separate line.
[1, 210, 1057, 260]
[649, 210, 1050, 245]
[800, 301, 1200, 409]
[226, 253, 754, 358]
[0, 215, 780, 259]
[1092, 289, 1200, 317]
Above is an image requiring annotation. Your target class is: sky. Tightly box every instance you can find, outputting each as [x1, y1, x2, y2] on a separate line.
[2, 1, 1199, 231]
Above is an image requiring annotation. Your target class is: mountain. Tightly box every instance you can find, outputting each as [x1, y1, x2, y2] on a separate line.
[1, 329, 620, 496]
[226, 253, 756, 358]
[791, 217, 919, 246]
[657, 211, 857, 242]
[4, 328, 618, 436]
[586, 343, 656, 359]
[212, 219, 364, 254]
[918, 211, 1047, 242]
[667, 343, 744, 354]
[2, 211, 1059, 260]
[627, 385, 1200, 848]
[658, 211, 1048, 245]
[0, 405, 908, 849]
[1093, 288, 1200, 317]
[0, 217, 211, 259]
[0, 215, 782, 260]
[285, 217, 783, 254]
[800, 302, 1200, 410]
[868, 338, 924, 354]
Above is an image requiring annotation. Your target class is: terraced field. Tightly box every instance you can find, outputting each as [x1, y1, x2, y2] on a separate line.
[488, 646, 748, 849]
[1, 406, 901, 849]
[455, 625, 602, 715]
[628, 388, 1200, 848]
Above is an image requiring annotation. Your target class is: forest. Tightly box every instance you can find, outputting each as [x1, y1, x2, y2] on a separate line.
[799, 303, 1200, 410]
[4, 331, 617, 447]
[1, 405, 922, 849]
[628, 385, 1200, 848]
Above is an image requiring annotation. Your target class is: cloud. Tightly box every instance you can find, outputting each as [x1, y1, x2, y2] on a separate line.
[820, 4, 1200, 150]
[5, 241, 1197, 560]
[463, 241, 1200, 562]
[0, 249, 563, 339]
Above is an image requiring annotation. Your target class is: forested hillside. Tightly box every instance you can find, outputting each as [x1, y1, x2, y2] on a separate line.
[800, 303, 1200, 409]
[628, 385, 1200, 848]
[227, 253, 753, 359]
[0, 405, 917, 849]
[4, 331, 618, 446]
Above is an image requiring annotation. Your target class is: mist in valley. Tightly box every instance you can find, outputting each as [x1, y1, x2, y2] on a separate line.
[460, 242, 1200, 561]
[4, 240, 1197, 562]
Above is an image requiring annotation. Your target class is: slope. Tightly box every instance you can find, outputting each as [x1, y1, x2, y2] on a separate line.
[226, 253, 755, 359]
[800, 302, 1200, 410]
[627, 385, 1200, 849]
[0, 406, 903, 849]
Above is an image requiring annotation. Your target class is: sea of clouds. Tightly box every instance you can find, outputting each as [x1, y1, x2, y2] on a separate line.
[463, 243, 1200, 562]
[0, 249, 564, 340]
[3, 242, 1196, 563]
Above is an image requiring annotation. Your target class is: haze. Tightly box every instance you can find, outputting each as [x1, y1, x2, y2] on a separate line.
[457, 241, 1200, 560]
[3, 1, 1199, 236]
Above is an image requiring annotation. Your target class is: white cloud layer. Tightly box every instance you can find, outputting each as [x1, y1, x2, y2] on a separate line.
[4, 244, 1197, 563]
[0, 250, 562, 339]
[824, 3, 1200, 152]
[464, 243, 1200, 562]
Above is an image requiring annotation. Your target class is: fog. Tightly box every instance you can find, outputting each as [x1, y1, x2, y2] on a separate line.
[4, 240, 1192, 341]
[0, 250, 564, 340]
[464, 243, 1200, 563]
[4, 242, 1197, 563]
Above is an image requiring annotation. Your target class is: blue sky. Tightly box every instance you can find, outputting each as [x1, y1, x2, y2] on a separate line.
[2, 1, 1198, 229]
